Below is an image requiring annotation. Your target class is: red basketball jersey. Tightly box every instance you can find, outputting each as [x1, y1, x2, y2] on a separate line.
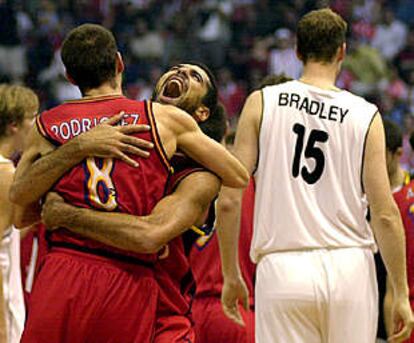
[393, 176, 414, 303]
[190, 178, 256, 304]
[36, 95, 172, 262]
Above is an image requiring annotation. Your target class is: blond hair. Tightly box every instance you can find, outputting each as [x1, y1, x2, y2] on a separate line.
[0, 84, 39, 137]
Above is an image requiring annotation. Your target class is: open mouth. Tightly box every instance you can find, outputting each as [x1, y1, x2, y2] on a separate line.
[162, 77, 186, 99]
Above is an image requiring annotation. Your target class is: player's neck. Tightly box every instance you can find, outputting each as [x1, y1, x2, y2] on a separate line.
[390, 165, 406, 190]
[300, 62, 340, 91]
[83, 82, 123, 99]
[0, 138, 14, 160]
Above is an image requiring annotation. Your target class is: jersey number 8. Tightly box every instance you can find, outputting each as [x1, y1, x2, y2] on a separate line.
[84, 157, 118, 210]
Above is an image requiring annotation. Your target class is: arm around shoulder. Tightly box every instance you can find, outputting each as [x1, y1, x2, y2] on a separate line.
[159, 104, 249, 188]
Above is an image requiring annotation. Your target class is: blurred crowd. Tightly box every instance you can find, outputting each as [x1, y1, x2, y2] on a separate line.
[1, 0, 414, 168]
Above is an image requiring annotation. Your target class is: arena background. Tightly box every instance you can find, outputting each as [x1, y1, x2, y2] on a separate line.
[1, 0, 413, 169]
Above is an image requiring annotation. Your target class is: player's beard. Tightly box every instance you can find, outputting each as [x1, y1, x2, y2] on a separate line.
[173, 96, 199, 116]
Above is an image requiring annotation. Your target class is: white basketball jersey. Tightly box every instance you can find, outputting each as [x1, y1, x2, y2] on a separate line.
[251, 80, 378, 262]
[0, 155, 25, 342]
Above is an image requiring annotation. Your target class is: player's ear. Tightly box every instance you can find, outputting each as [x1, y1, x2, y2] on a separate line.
[65, 72, 77, 86]
[6, 122, 18, 136]
[194, 105, 210, 123]
[116, 52, 125, 74]
[337, 43, 346, 62]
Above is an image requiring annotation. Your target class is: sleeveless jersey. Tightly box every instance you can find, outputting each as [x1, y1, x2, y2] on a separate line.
[36, 95, 172, 262]
[393, 175, 414, 304]
[0, 156, 25, 342]
[190, 178, 256, 303]
[252, 80, 378, 262]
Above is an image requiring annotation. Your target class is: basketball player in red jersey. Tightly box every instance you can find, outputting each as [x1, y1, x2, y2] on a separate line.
[33, 62, 231, 343]
[9, 24, 248, 342]
[36, 63, 238, 342]
[382, 119, 414, 342]
[36, 72, 293, 343]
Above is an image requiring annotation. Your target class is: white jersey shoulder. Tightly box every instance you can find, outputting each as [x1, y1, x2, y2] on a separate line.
[252, 80, 378, 262]
[0, 155, 25, 340]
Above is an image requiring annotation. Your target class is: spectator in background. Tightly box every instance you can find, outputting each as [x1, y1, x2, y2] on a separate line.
[372, 7, 407, 61]
[342, 39, 388, 95]
[218, 68, 246, 126]
[163, 16, 192, 67]
[396, 0, 414, 27]
[394, 28, 414, 85]
[38, 49, 81, 103]
[128, 19, 164, 65]
[400, 114, 414, 173]
[0, 0, 27, 82]
[196, 0, 233, 70]
[268, 28, 302, 79]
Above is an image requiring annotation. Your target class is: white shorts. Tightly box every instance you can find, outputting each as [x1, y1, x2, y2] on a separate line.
[255, 247, 378, 343]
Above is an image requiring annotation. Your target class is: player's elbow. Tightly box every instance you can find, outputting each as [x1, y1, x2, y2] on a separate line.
[223, 170, 249, 189]
[371, 205, 401, 232]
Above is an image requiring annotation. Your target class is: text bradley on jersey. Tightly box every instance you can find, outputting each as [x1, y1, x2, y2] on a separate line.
[279, 93, 349, 124]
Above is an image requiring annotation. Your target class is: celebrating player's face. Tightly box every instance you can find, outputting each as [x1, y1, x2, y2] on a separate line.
[154, 64, 210, 114]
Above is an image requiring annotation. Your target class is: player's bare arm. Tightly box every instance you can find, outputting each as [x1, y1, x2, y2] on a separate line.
[0, 164, 17, 343]
[153, 102, 249, 188]
[42, 171, 220, 253]
[363, 113, 414, 342]
[10, 114, 153, 228]
[216, 90, 261, 326]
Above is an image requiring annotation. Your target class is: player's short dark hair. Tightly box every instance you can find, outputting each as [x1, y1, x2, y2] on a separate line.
[297, 8, 347, 64]
[61, 24, 118, 93]
[258, 74, 293, 89]
[383, 119, 402, 153]
[0, 84, 39, 137]
[199, 102, 227, 142]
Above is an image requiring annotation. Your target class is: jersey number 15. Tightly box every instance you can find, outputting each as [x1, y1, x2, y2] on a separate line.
[292, 123, 329, 185]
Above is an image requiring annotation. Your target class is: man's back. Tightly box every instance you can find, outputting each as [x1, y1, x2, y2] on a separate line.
[38, 95, 170, 260]
[252, 80, 378, 261]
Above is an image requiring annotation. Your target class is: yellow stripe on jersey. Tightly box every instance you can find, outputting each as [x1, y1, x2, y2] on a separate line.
[191, 225, 206, 236]
[146, 101, 173, 173]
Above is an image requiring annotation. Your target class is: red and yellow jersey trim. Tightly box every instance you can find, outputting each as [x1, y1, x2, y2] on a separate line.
[146, 101, 173, 173]
[404, 171, 411, 186]
[35, 114, 61, 146]
[35, 115, 47, 137]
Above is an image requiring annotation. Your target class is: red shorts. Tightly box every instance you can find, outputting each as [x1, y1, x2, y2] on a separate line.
[154, 314, 195, 343]
[21, 247, 158, 343]
[192, 296, 255, 343]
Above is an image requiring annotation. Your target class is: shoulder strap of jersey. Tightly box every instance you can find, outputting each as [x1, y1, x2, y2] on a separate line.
[35, 113, 62, 146]
[145, 101, 174, 174]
